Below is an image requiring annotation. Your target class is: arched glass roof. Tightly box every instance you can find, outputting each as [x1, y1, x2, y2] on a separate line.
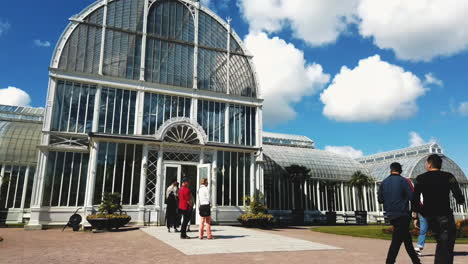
[364, 154, 467, 183]
[54, 0, 258, 98]
[0, 121, 42, 165]
[263, 144, 368, 182]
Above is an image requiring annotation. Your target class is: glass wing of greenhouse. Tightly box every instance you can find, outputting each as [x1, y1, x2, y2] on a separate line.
[1, 0, 466, 228]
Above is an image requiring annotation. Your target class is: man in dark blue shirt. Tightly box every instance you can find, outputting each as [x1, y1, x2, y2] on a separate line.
[378, 162, 420, 264]
[413, 154, 465, 264]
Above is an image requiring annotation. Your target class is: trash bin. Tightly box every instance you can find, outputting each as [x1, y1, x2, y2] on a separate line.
[292, 209, 305, 225]
[325, 211, 337, 225]
[355, 211, 367, 225]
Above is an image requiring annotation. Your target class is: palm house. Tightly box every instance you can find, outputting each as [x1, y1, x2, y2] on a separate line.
[0, 0, 466, 228]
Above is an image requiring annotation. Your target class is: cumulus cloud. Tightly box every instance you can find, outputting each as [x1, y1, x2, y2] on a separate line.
[424, 73, 443, 87]
[239, 0, 359, 46]
[458, 102, 468, 116]
[34, 39, 51, 48]
[409, 131, 436, 147]
[239, 1, 468, 61]
[325, 146, 364, 159]
[358, 0, 468, 61]
[0, 87, 31, 106]
[0, 19, 10, 37]
[320, 55, 427, 122]
[244, 32, 330, 126]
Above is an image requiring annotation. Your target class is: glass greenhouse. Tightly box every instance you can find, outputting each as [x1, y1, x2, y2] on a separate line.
[0, 0, 466, 228]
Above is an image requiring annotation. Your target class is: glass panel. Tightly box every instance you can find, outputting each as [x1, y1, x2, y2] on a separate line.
[52, 81, 96, 133]
[99, 87, 136, 135]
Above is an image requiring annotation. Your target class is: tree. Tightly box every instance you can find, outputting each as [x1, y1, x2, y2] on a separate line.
[285, 165, 311, 210]
[348, 171, 374, 210]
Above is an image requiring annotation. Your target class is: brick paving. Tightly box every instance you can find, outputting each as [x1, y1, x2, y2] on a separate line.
[0, 226, 467, 264]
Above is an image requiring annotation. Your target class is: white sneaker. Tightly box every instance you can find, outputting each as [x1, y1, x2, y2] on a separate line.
[414, 247, 422, 257]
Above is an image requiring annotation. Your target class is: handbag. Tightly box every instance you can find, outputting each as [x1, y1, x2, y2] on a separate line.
[199, 204, 211, 217]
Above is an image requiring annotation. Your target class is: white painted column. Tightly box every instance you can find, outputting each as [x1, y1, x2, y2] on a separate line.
[191, 98, 198, 123]
[352, 186, 357, 211]
[98, 0, 109, 75]
[363, 185, 368, 212]
[374, 183, 380, 214]
[226, 18, 231, 95]
[316, 181, 321, 211]
[250, 153, 255, 197]
[138, 144, 149, 224]
[224, 105, 230, 144]
[135, 91, 145, 135]
[192, 2, 199, 89]
[340, 182, 345, 212]
[26, 151, 49, 230]
[92, 86, 102, 132]
[155, 147, 163, 224]
[211, 151, 217, 209]
[139, 0, 149, 81]
[83, 141, 99, 223]
[0, 166, 5, 201]
[304, 180, 309, 210]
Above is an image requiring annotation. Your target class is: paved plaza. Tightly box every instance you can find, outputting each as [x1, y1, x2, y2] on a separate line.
[142, 226, 339, 255]
[1, 226, 468, 264]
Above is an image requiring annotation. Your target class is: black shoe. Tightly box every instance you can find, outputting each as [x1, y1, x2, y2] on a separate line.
[174, 228, 179, 232]
[180, 236, 190, 239]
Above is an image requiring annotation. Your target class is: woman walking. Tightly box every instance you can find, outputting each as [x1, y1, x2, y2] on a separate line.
[198, 178, 213, 239]
[165, 181, 179, 232]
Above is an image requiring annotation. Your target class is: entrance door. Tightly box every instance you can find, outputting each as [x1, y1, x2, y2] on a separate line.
[196, 164, 211, 224]
[164, 164, 181, 191]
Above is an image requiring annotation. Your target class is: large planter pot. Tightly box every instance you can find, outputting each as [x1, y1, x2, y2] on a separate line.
[325, 212, 337, 225]
[109, 216, 131, 229]
[87, 218, 109, 231]
[355, 211, 368, 225]
[87, 215, 131, 231]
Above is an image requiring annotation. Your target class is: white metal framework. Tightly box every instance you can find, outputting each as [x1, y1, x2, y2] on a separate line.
[25, 0, 263, 229]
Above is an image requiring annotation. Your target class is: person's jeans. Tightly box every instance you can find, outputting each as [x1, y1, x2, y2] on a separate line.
[426, 215, 457, 264]
[179, 209, 192, 238]
[386, 215, 421, 264]
[417, 215, 428, 249]
[199, 216, 212, 239]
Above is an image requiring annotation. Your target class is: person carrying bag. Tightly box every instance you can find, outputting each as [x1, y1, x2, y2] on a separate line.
[198, 178, 213, 239]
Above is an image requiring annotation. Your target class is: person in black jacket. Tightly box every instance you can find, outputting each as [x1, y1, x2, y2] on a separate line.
[378, 162, 421, 264]
[413, 154, 465, 264]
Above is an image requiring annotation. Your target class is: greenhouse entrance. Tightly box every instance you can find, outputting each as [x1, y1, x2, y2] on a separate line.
[147, 144, 212, 225]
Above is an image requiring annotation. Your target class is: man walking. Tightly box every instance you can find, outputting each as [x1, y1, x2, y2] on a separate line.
[378, 162, 421, 264]
[413, 154, 465, 264]
[178, 178, 193, 239]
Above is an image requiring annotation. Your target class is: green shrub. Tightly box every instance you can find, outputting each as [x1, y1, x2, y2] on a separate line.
[238, 194, 273, 227]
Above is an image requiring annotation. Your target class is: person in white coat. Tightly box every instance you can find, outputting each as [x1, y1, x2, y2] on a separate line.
[198, 178, 213, 239]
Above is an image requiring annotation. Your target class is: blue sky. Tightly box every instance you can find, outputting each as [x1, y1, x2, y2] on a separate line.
[0, 0, 467, 172]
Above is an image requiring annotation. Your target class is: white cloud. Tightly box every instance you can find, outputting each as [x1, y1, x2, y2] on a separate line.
[244, 32, 330, 126]
[325, 145, 364, 159]
[239, 0, 359, 46]
[409, 131, 436, 147]
[0, 20, 10, 37]
[34, 39, 51, 48]
[239, 1, 468, 61]
[0, 87, 31, 106]
[358, 0, 468, 61]
[458, 102, 468, 116]
[320, 55, 427, 122]
[424, 73, 443, 87]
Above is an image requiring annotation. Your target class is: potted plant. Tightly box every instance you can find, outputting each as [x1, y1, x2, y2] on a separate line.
[238, 194, 273, 228]
[348, 171, 374, 225]
[86, 193, 131, 231]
